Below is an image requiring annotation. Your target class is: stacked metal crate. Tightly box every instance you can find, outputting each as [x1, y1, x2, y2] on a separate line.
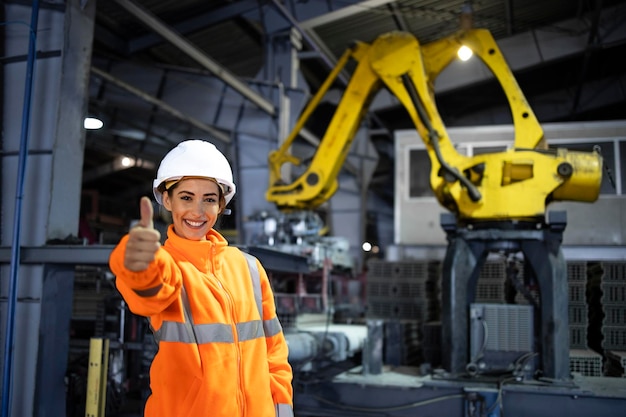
[474, 259, 602, 376]
[601, 262, 626, 377]
[509, 259, 592, 350]
[567, 261, 589, 350]
[366, 260, 440, 322]
[475, 258, 507, 303]
[569, 348, 603, 377]
[604, 350, 626, 377]
[72, 265, 119, 340]
[366, 259, 441, 366]
[383, 320, 422, 366]
[566, 261, 604, 377]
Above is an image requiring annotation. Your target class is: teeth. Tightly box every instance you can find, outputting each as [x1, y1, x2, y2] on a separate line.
[186, 220, 204, 227]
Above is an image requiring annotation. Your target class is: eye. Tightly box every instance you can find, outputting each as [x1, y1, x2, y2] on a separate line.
[180, 195, 192, 201]
[204, 196, 217, 203]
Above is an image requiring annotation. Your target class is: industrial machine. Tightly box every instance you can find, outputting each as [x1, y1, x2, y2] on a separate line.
[246, 209, 354, 272]
[267, 26, 625, 417]
[267, 28, 601, 218]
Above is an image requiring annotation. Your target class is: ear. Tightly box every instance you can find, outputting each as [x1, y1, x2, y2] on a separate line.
[162, 191, 173, 211]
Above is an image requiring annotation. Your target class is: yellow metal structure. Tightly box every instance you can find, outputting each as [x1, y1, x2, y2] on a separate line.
[266, 29, 602, 221]
[85, 338, 109, 417]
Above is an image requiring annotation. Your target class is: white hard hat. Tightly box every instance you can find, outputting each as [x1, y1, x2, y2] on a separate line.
[153, 140, 236, 206]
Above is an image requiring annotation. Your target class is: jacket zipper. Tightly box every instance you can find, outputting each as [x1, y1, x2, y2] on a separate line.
[216, 276, 246, 416]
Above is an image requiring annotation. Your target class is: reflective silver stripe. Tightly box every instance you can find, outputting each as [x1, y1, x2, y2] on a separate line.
[156, 321, 234, 343]
[243, 251, 284, 339]
[194, 323, 235, 343]
[276, 403, 294, 417]
[133, 283, 163, 297]
[155, 321, 197, 343]
[263, 316, 283, 338]
[237, 320, 265, 342]
[155, 320, 267, 344]
[152, 286, 197, 344]
[242, 252, 263, 321]
[152, 286, 199, 344]
[180, 286, 197, 341]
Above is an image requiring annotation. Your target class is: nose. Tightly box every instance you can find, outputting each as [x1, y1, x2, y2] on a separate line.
[190, 200, 205, 217]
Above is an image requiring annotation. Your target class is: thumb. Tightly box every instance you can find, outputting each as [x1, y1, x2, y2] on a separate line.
[139, 196, 154, 229]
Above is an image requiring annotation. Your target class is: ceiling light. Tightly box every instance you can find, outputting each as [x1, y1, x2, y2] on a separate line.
[84, 117, 103, 130]
[121, 157, 133, 167]
[457, 45, 473, 61]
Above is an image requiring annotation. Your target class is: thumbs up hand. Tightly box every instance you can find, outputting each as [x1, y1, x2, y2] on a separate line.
[124, 196, 162, 272]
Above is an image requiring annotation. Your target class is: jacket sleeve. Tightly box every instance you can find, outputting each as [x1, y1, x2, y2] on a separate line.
[257, 259, 294, 408]
[108, 234, 182, 317]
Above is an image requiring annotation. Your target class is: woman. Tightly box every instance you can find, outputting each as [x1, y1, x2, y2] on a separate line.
[109, 140, 293, 417]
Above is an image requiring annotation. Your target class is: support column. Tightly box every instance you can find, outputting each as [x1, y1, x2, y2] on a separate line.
[1, 1, 95, 416]
[520, 212, 570, 380]
[47, 0, 96, 240]
[440, 214, 488, 375]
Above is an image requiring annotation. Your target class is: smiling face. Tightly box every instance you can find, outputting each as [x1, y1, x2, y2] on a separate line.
[162, 177, 223, 241]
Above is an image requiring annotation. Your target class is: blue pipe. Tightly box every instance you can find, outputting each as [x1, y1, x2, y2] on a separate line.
[1, 1, 40, 416]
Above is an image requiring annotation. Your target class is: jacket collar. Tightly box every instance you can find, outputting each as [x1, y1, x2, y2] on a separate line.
[164, 225, 228, 273]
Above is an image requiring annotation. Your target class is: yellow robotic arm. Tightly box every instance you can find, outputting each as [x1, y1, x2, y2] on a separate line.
[266, 40, 384, 211]
[267, 28, 603, 221]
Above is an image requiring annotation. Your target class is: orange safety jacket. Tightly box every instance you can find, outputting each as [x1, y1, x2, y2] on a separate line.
[109, 225, 294, 417]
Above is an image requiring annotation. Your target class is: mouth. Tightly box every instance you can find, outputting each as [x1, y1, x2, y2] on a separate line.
[184, 219, 206, 228]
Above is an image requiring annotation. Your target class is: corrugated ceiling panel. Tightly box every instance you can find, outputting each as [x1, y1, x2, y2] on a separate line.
[147, 21, 261, 77]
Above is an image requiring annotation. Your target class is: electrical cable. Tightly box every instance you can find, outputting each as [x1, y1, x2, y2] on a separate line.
[400, 73, 482, 202]
[484, 376, 517, 416]
[506, 255, 539, 308]
[513, 352, 538, 377]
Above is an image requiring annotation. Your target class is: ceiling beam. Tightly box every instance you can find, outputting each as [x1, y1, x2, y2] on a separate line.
[90, 66, 232, 143]
[128, 0, 260, 53]
[388, 1, 409, 31]
[299, 0, 395, 29]
[112, 0, 276, 116]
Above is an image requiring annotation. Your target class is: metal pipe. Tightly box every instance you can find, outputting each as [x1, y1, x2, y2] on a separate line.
[2, 1, 40, 415]
[285, 332, 319, 364]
